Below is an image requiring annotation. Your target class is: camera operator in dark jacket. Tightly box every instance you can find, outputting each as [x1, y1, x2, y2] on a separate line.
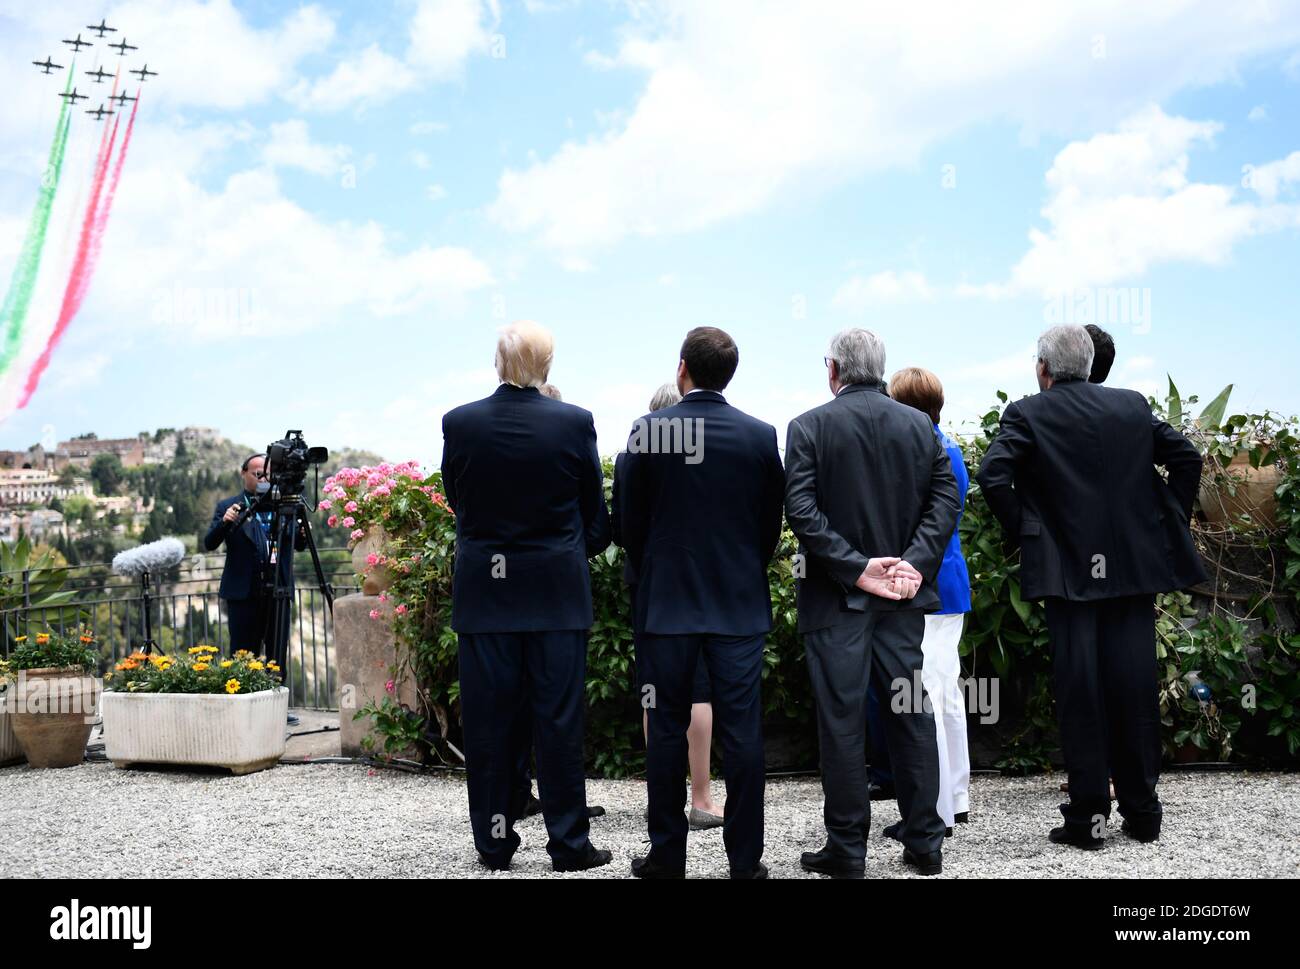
[204, 453, 306, 721]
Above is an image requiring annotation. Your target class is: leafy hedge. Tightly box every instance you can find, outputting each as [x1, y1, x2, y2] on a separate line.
[352, 387, 1300, 776]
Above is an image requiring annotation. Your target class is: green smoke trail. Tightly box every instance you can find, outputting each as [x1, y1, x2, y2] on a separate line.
[0, 66, 75, 376]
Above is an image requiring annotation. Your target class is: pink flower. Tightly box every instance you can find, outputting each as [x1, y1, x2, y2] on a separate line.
[341, 516, 355, 528]
[345, 500, 358, 512]
[319, 499, 332, 511]
[369, 609, 380, 620]
[327, 515, 338, 527]
[366, 552, 379, 566]
[350, 528, 365, 540]
[378, 593, 388, 603]
[385, 679, 395, 694]
[395, 604, 408, 616]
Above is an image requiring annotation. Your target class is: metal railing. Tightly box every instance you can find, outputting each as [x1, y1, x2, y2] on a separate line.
[0, 549, 361, 710]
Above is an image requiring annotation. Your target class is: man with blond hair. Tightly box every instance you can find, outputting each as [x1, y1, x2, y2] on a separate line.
[441, 320, 613, 873]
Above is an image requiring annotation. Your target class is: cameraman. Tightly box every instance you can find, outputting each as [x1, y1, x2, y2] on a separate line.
[204, 453, 306, 725]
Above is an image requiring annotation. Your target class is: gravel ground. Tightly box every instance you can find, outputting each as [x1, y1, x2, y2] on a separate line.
[1, 762, 1295, 878]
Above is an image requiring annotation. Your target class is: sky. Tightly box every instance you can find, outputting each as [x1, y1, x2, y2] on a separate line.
[0, 0, 1298, 469]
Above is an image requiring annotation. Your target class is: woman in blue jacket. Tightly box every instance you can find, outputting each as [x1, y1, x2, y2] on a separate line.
[890, 367, 972, 829]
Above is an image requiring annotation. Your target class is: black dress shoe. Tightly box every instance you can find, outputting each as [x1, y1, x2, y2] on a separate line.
[586, 804, 606, 819]
[902, 848, 942, 875]
[954, 811, 969, 824]
[286, 713, 301, 726]
[1120, 819, 1160, 843]
[799, 846, 865, 879]
[552, 844, 613, 872]
[477, 852, 511, 872]
[1048, 825, 1105, 850]
[730, 861, 768, 879]
[630, 855, 686, 879]
[520, 793, 543, 818]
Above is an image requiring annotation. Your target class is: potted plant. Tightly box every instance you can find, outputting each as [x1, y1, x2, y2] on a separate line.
[0, 656, 21, 766]
[101, 646, 288, 775]
[6, 628, 101, 768]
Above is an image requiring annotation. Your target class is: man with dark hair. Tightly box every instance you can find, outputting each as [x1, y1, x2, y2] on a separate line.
[204, 452, 306, 724]
[1085, 324, 1115, 384]
[621, 326, 785, 879]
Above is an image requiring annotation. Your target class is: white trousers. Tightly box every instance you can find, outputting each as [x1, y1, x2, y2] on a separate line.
[920, 612, 970, 826]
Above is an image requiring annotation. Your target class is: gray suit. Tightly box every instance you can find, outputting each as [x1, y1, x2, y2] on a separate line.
[785, 381, 961, 860]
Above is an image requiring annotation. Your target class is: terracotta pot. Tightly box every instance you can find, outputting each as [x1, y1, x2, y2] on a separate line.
[0, 691, 24, 766]
[351, 525, 393, 595]
[9, 667, 101, 768]
[1199, 451, 1281, 531]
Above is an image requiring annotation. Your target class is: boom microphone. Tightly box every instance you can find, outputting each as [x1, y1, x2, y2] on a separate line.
[112, 537, 186, 577]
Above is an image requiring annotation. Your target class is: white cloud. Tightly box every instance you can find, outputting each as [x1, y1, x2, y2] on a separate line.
[410, 120, 448, 135]
[1248, 104, 1269, 122]
[262, 120, 351, 177]
[1246, 150, 1300, 202]
[489, 0, 1300, 251]
[971, 106, 1300, 297]
[426, 183, 448, 201]
[409, 150, 434, 170]
[832, 270, 933, 310]
[288, 0, 499, 112]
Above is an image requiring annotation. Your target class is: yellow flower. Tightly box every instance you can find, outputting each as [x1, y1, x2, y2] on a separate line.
[199, 645, 218, 653]
[14, 636, 26, 643]
[36, 633, 50, 645]
[193, 663, 210, 672]
[188, 646, 203, 655]
[234, 649, 253, 658]
[248, 661, 265, 671]
[268, 663, 281, 672]
[220, 660, 234, 669]
[225, 679, 241, 694]
[149, 654, 170, 667]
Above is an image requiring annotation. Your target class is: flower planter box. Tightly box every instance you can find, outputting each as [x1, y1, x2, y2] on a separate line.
[102, 687, 288, 775]
[0, 692, 23, 766]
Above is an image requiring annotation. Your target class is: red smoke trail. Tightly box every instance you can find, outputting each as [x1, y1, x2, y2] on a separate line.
[17, 94, 140, 409]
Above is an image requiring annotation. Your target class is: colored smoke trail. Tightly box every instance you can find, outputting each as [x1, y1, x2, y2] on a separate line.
[18, 95, 141, 410]
[0, 66, 75, 376]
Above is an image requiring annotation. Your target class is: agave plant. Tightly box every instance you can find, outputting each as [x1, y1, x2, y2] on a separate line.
[0, 537, 81, 642]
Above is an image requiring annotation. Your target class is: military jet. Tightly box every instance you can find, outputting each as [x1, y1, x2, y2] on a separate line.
[86, 66, 112, 84]
[86, 103, 116, 122]
[129, 63, 158, 81]
[87, 19, 117, 38]
[59, 87, 90, 104]
[32, 56, 65, 74]
[62, 34, 93, 52]
[108, 37, 138, 56]
[109, 90, 137, 107]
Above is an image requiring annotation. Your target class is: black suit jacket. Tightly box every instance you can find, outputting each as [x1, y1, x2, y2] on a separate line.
[618, 390, 785, 636]
[441, 383, 611, 634]
[203, 493, 305, 601]
[784, 382, 961, 632]
[975, 378, 1206, 601]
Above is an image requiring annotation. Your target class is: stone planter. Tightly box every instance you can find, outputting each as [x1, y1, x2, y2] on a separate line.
[351, 526, 393, 595]
[0, 691, 24, 766]
[102, 686, 288, 775]
[9, 667, 101, 768]
[334, 594, 421, 759]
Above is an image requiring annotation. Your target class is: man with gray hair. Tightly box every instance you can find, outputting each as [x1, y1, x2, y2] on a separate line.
[977, 324, 1205, 849]
[441, 319, 613, 873]
[785, 327, 961, 877]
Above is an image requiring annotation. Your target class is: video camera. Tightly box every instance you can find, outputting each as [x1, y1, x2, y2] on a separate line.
[264, 429, 328, 498]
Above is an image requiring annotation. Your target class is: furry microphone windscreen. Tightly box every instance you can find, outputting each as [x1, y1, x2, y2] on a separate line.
[111, 537, 186, 577]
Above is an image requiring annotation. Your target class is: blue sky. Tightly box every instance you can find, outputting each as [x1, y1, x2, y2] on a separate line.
[1, 0, 1298, 468]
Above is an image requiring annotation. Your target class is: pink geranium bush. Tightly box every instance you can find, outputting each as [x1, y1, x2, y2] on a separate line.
[322, 461, 459, 764]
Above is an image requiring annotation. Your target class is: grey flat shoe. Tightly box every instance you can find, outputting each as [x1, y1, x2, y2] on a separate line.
[688, 807, 724, 830]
